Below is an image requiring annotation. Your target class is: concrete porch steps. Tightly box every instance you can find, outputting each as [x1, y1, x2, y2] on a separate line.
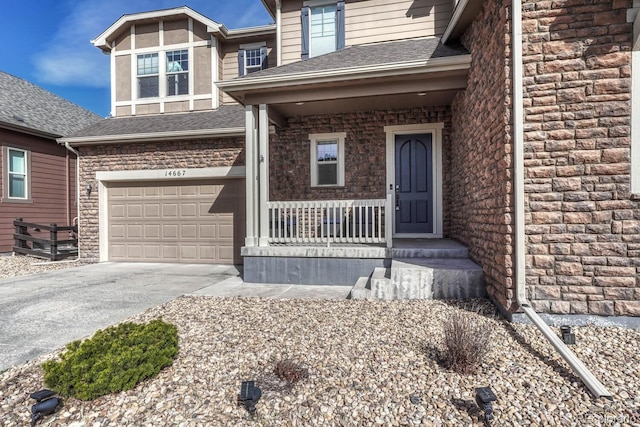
[349, 240, 486, 300]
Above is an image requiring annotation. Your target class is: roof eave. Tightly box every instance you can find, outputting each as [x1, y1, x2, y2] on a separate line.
[442, 0, 483, 43]
[212, 24, 277, 40]
[217, 54, 472, 94]
[92, 6, 223, 51]
[0, 121, 60, 140]
[58, 127, 246, 146]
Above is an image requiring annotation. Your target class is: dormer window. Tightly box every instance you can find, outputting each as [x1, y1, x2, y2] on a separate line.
[166, 50, 189, 96]
[137, 53, 159, 98]
[238, 44, 268, 77]
[301, 1, 345, 59]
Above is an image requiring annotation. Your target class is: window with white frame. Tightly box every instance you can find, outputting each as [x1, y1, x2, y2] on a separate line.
[166, 50, 189, 96]
[238, 44, 268, 77]
[3, 146, 29, 200]
[137, 53, 159, 98]
[310, 132, 345, 187]
[301, 1, 345, 59]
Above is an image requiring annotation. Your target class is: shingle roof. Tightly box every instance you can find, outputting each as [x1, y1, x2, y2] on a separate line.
[65, 105, 246, 139]
[238, 37, 468, 80]
[0, 71, 103, 137]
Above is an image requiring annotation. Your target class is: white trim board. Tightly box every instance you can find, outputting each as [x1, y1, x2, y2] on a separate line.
[384, 124, 444, 238]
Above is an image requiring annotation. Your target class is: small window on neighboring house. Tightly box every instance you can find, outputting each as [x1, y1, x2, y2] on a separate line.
[137, 53, 159, 98]
[301, 1, 345, 59]
[2, 146, 30, 201]
[310, 133, 346, 187]
[238, 45, 268, 77]
[166, 50, 189, 96]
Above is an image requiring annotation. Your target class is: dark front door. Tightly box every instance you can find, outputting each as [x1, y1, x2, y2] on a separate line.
[395, 134, 433, 234]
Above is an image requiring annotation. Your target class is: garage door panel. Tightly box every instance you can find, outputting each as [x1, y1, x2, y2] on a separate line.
[163, 224, 179, 239]
[127, 205, 143, 218]
[163, 203, 179, 217]
[144, 245, 161, 258]
[144, 224, 161, 239]
[107, 179, 244, 264]
[145, 204, 161, 217]
[181, 224, 198, 239]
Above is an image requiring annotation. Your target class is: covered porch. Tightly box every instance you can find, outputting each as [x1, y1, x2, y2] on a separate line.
[218, 37, 474, 286]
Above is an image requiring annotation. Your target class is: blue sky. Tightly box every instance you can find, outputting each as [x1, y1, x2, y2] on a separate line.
[0, 0, 273, 117]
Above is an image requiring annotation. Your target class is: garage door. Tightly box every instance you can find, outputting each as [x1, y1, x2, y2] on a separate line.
[107, 179, 245, 264]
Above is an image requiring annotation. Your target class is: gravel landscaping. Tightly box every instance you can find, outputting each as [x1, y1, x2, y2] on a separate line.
[2, 296, 639, 426]
[0, 255, 84, 280]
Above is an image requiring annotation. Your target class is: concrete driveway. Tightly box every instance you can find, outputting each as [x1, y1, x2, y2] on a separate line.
[0, 262, 239, 371]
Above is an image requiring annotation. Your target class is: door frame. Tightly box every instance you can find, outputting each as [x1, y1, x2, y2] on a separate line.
[384, 123, 443, 238]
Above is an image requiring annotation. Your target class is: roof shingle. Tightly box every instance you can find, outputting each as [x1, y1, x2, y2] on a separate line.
[0, 71, 103, 137]
[237, 37, 469, 80]
[65, 105, 246, 139]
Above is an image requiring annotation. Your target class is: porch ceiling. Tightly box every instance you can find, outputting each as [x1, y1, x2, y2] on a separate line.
[241, 67, 468, 118]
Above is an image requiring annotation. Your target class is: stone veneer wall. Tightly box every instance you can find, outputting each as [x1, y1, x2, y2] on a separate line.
[270, 107, 452, 204]
[78, 138, 244, 262]
[449, 0, 514, 312]
[521, 0, 639, 316]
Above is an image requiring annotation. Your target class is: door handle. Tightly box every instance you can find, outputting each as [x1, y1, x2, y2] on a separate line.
[395, 194, 400, 211]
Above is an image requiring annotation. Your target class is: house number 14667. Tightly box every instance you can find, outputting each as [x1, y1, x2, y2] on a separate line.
[164, 170, 187, 177]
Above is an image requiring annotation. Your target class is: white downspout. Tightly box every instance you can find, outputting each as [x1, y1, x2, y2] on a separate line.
[511, 0, 612, 399]
[276, 0, 282, 66]
[63, 142, 81, 259]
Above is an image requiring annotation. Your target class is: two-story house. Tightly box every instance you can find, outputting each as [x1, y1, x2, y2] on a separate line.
[61, 0, 640, 322]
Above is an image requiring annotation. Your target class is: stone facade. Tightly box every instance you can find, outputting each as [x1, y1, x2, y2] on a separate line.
[451, 0, 639, 316]
[521, 0, 639, 316]
[78, 138, 244, 262]
[269, 107, 452, 202]
[450, 0, 514, 312]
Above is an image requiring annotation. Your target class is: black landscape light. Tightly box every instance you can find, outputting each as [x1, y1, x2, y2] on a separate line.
[30, 389, 61, 426]
[475, 386, 497, 422]
[560, 325, 575, 345]
[237, 380, 261, 415]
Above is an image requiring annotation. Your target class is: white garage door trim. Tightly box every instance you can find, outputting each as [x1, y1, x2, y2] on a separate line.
[97, 166, 245, 262]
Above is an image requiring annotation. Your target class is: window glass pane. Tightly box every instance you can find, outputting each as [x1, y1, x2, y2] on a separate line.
[310, 5, 337, 57]
[167, 74, 189, 96]
[317, 141, 337, 162]
[9, 175, 25, 198]
[9, 150, 25, 173]
[318, 164, 337, 185]
[167, 50, 188, 72]
[139, 75, 159, 98]
[137, 53, 158, 75]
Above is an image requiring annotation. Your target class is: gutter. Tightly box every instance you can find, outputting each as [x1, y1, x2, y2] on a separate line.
[63, 142, 81, 259]
[511, 0, 612, 399]
[59, 127, 246, 146]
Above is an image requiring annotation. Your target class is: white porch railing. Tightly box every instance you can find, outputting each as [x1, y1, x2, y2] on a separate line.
[267, 198, 390, 245]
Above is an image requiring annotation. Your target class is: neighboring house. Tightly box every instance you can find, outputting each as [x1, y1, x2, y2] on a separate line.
[0, 71, 102, 254]
[61, 1, 640, 319]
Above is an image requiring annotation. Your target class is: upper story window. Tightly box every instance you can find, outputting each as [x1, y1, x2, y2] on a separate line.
[238, 44, 268, 77]
[137, 53, 159, 98]
[2, 146, 30, 202]
[166, 50, 189, 96]
[301, 1, 345, 60]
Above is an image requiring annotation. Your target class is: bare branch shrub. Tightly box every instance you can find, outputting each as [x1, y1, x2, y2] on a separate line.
[441, 310, 492, 375]
[274, 359, 309, 385]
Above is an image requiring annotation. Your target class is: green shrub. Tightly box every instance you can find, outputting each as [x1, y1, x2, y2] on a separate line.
[42, 319, 178, 400]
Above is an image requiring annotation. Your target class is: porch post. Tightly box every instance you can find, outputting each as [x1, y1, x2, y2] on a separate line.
[245, 105, 259, 247]
[258, 104, 270, 246]
[386, 193, 393, 248]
